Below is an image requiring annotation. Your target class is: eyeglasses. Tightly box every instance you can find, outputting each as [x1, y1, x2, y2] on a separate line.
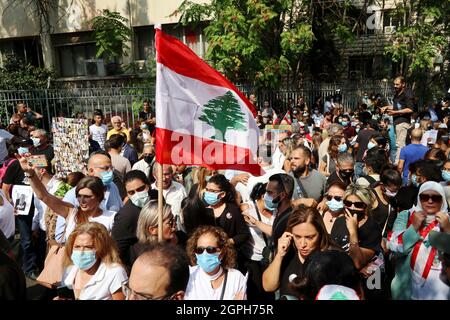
[326, 195, 343, 202]
[343, 200, 367, 209]
[127, 184, 147, 196]
[194, 246, 220, 254]
[122, 283, 171, 301]
[419, 194, 443, 203]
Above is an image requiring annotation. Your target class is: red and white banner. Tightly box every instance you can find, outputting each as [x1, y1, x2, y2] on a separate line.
[155, 28, 263, 176]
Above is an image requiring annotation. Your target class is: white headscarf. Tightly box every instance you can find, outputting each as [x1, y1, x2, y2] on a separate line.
[415, 181, 448, 213]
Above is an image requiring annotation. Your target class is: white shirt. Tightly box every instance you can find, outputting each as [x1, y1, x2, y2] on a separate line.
[64, 209, 116, 242]
[151, 181, 187, 228]
[185, 266, 247, 300]
[271, 147, 286, 171]
[62, 262, 128, 300]
[132, 159, 152, 178]
[32, 177, 62, 231]
[235, 165, 285, 203]
[0, 190, 14, 238]
[89, 124, 108, 150]
[0, 129, 13, 163]
[241, 201, 274, 261]
[411, 262, 450, 300]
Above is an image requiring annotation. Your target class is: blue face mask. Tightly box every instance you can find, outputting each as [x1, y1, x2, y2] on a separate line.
[326, 198, 344, 212]
[443, 170, 450, 182]
[341, 121, 348, 126]
[71, 250, 97, 271]
[204, 191, 221, 206]
[17, 147, 29, 155]
[411, 174, 419, 187]
[264, 193, 280, 211]
[100, 170, 113, 186]
[367, 142, 377, 150]
[338, 144, 347, 153]
[195, 252, 221, 273]
[31, 137, 41, 147]
[140, 124, 148, 130]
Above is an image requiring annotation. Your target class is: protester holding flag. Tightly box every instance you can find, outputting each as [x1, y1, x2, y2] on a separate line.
[388, 181, 450, 299]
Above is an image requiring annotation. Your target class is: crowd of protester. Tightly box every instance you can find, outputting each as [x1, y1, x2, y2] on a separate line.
[1, 77, 450, 301]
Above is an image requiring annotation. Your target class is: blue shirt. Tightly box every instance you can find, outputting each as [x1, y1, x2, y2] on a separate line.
[55, 182, 123, 242]
[400, 143, 429, 183]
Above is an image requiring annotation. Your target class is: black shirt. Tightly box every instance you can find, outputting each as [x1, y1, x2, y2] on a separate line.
[271, 206, 293, 251]
[280, 251, 305, 297]
[111, 189, 158, 268]
[355, 129, 377, 162]
[330, 215, 381, 253]
[215, 202, 250, 249]
[138, 110, 154, 121]
[3, 160, 34, 216]
[392, 88, 415, 125]
[0, 250, 27, 300]
[326, 171, 353, 190]
[372, 191, 398, 237]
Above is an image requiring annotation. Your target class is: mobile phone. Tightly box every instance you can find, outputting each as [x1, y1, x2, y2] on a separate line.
[57, 285, 75, 299]
[28, 155, 47, 168]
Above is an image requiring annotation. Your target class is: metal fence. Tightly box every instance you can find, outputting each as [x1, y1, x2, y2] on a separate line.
[0, 87, 155, 131]
[0, 81, 398, 131]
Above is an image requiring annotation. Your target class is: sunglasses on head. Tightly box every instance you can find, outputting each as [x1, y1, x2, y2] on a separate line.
[419, 194, 443, 203]
[194, 246, 220, 255]
[326, 195, 343, 202]
[343, 200, 367, 209]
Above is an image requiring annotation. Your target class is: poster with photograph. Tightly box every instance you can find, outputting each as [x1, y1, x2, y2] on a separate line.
[52, 117, 89, 179]
[12, 185, 33, 215]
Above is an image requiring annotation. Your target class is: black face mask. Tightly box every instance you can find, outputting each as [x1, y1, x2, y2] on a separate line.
[339, 170, 354, 180]
[144, 155, 154, 164]
[347, 208, 366, 221]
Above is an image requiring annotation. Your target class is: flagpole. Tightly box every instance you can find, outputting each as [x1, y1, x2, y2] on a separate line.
[157, 163, 163, 241]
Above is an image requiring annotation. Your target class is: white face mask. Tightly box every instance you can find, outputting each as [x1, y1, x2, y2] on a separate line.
[130, 190, 150, 208]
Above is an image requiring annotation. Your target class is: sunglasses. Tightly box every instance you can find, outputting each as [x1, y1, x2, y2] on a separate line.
[343, 200, 367, 209]
[194, 246, 220, 255]
[326, 195, 343, 202]
[419, 194, 443, 203]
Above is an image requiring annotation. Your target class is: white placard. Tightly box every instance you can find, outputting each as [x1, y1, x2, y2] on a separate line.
[12, 185, 33, 215]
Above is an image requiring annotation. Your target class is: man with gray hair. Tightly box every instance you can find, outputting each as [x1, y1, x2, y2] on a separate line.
[235, 144, 285, 202]
[326, 152, 356, 189]
[30, 129, 54, 174]
[107, 115, 130, 142]
[318, 123, 343, 162]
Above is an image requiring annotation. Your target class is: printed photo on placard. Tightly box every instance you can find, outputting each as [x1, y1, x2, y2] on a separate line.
[12, 185, 33, 215]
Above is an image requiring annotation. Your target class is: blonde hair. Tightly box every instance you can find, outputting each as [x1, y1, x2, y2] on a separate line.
[64, 222, 121, 268]
[136, 201, 172, 243]
[343, 183, 375, 210]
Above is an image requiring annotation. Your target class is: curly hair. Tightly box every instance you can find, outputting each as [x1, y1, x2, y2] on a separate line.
[186, 225, 236, 270]
[63, 222, 122, 268]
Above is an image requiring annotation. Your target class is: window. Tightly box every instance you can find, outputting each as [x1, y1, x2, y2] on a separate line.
[348, 56, 374, 79]
[0, 37, 43, 67]
[57, 43, 96, 77]
[134, 24, 208, 61]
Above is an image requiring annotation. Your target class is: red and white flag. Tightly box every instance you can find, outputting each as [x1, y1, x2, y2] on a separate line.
[281, 110, 292, 124]
[272, 111, 279, 125]
[155, 29, 263, 176]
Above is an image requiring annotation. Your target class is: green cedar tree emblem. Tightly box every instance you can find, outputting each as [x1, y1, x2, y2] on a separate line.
[198, 91, 247, 142]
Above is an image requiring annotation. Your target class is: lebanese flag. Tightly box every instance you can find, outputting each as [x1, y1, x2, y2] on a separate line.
[272, 111, 280, 125]
[155, 28, 263, 176]
[281, 111, 292, 124]
[410, 220, 440, 282]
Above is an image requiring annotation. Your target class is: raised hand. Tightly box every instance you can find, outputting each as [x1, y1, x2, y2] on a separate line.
[436, 211, 450, 233]
[277, 232, 293, 258]
[15, 153, 35, 174]
[412, 211, 426, 231]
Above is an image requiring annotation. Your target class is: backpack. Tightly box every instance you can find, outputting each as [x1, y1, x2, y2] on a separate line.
[0, 158, 17, 184]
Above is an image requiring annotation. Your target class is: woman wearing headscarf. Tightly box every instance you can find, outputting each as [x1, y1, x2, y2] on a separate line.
[388, 181, 450, 300]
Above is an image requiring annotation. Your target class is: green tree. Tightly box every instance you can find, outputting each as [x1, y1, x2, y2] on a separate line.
[90, 10, 132, 62]
[384, 0, 450, 93]
[174, 0, 362, 88]
[199, 91, 247, 142]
